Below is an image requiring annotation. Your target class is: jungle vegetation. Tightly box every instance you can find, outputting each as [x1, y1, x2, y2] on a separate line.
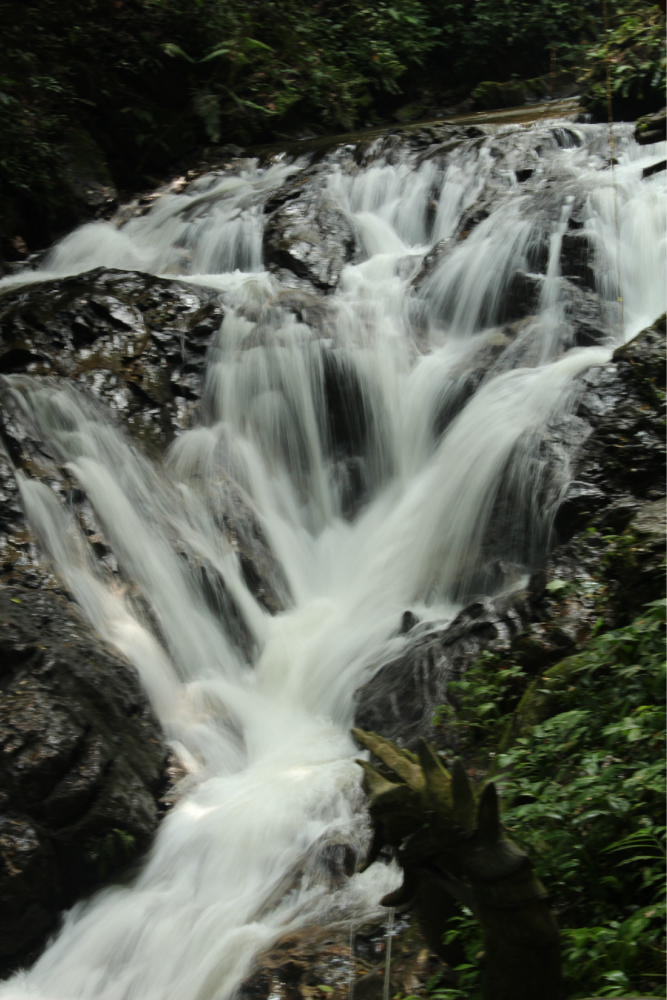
[0, 0, 665, 253]
[429, 598, 666, 998]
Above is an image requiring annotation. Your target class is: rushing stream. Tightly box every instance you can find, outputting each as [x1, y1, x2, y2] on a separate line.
[0, 116, 665, 999]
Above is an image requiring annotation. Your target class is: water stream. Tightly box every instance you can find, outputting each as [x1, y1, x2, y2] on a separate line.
[0, 118, 665, 1000]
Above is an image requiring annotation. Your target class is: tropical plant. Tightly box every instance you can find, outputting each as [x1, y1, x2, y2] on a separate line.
[428, 601, 666, 998]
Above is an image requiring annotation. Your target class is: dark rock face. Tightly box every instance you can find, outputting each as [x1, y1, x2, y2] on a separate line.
[545, 315, 666, 626]
[200, 478, 291, 618]
[57, 129, 119, 217]
[563, 282, 611, 346]
[0, 448, 50, 594]
[0, 587, 168, 971]
[0, 268, 223, 455]
[410, 238, 456, 288]
[354, 594, 529, 750]
[559, 231, 597, 291]
[635, 107, 666, 145]
[0, 267, 290, 622]
[235, 911, 441, 1000]
[555, 316, 666, 539]
[264, 182, 357, 292]
[497, 270, 542, 325]
[470, 74, 577, 112]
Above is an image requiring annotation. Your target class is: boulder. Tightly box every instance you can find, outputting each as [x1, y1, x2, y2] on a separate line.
[563, 282, 611, 346]
[559, 231, 597, 291]
[0, 267, 223, 456]
[57, 129, 118, 216]
[0, 266, 290, 627]
[555, 316, 666, 538]
[634, 107, 666, 145]
[264, 184, 357, 292]
[497, 270, 542, 324]
[0, 586, 168, 972]
[471, 74, 575, 112]
[353, 594, 529, 750]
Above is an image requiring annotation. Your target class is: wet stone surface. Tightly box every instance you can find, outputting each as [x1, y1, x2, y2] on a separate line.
[0, 266, 293, 972]
[263, 180, 358, 292]
[0, 267, 224, 456]
[237, 913, 453, 1000]
[354, 593, 531, 751]
[0, 587, 169, 972]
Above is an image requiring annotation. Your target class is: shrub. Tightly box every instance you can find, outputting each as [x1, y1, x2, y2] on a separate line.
[429, 601, 666, 998]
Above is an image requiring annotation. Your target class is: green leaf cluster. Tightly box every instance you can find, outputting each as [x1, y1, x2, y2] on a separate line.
[158, 0, 438, 138]
[428, 601, 666, 998]
[580, 0, 666, 114]
[85, 827, 137, 880]
[0, 0, 664, 254]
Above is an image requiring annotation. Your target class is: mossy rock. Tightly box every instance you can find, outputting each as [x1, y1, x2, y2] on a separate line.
[471, 73, 572, 111]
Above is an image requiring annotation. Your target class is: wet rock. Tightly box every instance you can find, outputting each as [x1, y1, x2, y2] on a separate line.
[497, 270, 542, 324]
[264, 187, 357, 292]
[0, 445, 61, 595]
[353, 593, 529, 750]
[0, 587, 168, 971]
[399, 611, 419, 635]
[58, 129, 118, 215]
[642, 158, 666, 179]
[457, 200, 491, 239]
[203, 478, 291, 617]
[563, 282, 611, 346]
[237, 912, 446, 1000]
[531, 316, 666, 636]
[555, 316, 666, 538]
[322, 351, 370, 462]
[411, 238, 456, 288]
[559, 231, 597, 291]
[0, 267, 224, 455]
[432, 323, 525, 438]
[472, 80, 541, 111]
[480, 320, 665, 662]
[471, 74, 576, 112]
[392, 103, 426, 123]
[635, 107, 666, 145]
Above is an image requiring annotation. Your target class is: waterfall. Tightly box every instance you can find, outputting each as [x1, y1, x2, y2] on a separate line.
[0, 118, 664, 1000]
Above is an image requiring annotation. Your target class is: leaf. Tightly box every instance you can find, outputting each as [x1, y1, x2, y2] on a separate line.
[242, 38, 275, 53]
[545, 578, 572, 595]
[162, 42, 195, 63]
[200, 47, 232, 63]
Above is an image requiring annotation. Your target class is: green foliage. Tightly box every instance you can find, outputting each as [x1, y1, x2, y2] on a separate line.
[434, 651, 530, 751]
[159, 0, 438, 138]
[580, 1, 666, 115]
[429, 601, 666, 998]
[85, 827, 137, 879]
[0, 0, 664, 252]
[430, 0, 597, 84]
[0, 0, 437, 247]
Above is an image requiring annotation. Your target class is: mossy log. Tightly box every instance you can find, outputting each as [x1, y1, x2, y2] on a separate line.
[353, 728, 562, 1000]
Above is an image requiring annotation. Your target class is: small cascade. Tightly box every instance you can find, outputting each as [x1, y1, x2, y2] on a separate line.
[347, 925, 356, 1000]
[382, 908, 395, 1000]
[0, 115, 664, 1000]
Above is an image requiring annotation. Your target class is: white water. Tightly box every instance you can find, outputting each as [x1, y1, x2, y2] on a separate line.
[0, 120, 665, 1000]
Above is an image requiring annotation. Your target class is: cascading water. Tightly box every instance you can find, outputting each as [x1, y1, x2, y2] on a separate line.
[0, 117, 665, 1000]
